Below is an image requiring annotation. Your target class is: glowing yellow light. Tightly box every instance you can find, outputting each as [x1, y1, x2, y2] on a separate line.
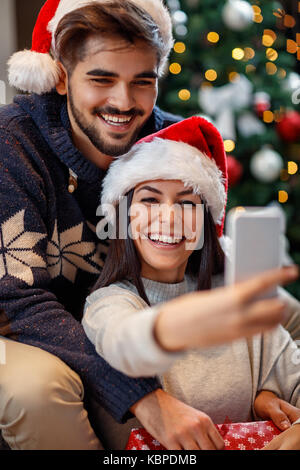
[252, 6, 261, 14]
[278, 68, 287, 79]
[266, 48, 278, 61]
[229, 71, 240, 82]
[288, 161, 298, 175]
[224, 140, 235, 153]
[263, 111, 274, 123]
[266, 62, 277, 75]
[278, 190, 288, 204]
[246, 64, 256, 73]
[254, 14, 263, 23]
[284, 14, 296, 28]
[280, 169, 289, 181]
[169, 62, 182, 74]
[232, 48, 245, 60]
[201, 81, 213, 89]
[287, 39, 298, 54]
[207, 32, 220, 43]
[178, 89, 191, 101]
[274, 110, 284, 122]
[205, 69, 217, 81]
[244, 47, 255, 60]
[262, 29, 277, 47]
[235, 207, 246, 214]
[174, 42, 186, 54]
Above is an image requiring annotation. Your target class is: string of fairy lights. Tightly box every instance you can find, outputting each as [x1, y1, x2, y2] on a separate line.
[166, 0, 300, 205]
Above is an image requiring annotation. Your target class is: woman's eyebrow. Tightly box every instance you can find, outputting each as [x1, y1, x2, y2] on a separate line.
[176, 189, 194, 196]
[136, 186, 162, 194]
[136, 187, 195, 196]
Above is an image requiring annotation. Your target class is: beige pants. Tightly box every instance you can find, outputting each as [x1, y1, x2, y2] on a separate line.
[0, 337, 140, 450]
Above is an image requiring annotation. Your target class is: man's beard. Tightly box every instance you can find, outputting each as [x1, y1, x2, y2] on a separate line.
[68, 85, 146, 157]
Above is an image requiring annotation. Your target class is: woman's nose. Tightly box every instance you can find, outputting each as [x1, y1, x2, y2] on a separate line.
[159, 203, 176, 227]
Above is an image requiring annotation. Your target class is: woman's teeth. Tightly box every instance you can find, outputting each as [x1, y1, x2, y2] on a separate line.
[148, 234, 184, 245]
[100, 114, 133, 126]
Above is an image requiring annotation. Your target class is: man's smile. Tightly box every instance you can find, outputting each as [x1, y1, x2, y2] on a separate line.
[97, 113, 136, 132]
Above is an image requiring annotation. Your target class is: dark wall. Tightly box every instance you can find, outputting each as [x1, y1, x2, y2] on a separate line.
[16, 0, 44, 50]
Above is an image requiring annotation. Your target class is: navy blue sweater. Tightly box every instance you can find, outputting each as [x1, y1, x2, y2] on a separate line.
[0, 91, 181, 423]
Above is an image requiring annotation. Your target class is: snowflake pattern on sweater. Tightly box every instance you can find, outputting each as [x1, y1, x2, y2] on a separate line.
[0, 209, 46, 286]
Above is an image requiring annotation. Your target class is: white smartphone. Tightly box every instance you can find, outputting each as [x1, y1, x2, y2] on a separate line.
[224, 206, 283, 299]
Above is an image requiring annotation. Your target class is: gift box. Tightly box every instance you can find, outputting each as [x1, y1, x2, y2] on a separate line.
[125, 420, 282, 450]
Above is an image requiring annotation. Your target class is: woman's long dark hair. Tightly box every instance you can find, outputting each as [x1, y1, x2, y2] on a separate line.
[92, 188, 225, 305]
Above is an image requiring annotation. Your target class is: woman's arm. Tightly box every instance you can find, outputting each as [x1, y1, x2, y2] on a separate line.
[154, 266, 298, 352]
[83, 266, 298, 378]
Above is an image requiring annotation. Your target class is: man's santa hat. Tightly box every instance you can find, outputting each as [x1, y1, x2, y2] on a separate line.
[101, 116, 228, 238]
[8, 0, 173, 95]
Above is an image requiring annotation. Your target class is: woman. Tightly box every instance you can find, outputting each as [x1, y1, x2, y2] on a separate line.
[83, 117, 300, 450]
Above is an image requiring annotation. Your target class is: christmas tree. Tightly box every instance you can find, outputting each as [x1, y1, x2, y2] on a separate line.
[158, 0, 300, 298]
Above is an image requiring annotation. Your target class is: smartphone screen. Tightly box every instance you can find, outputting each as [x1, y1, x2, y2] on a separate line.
[225, 207, 282, 299]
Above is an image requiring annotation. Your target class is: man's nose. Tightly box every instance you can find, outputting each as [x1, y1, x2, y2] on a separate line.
[108, 82, 135, 112]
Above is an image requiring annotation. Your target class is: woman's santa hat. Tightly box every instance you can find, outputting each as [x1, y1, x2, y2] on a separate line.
[8, 0, 173, 95]
[101, 116, 228, 238]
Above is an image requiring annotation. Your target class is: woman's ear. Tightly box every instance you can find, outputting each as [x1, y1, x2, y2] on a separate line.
[55, 61, 68, 96]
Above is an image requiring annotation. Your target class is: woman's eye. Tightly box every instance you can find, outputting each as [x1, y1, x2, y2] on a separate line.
[140, 197, 159, 203]
[180, 200, 196, 206]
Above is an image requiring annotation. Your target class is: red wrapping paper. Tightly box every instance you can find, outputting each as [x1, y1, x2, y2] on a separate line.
[125, 421, 282, 450]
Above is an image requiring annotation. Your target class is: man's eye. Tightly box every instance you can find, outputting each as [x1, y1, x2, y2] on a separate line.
[134, 80, 154, 86]
[91, 78, 113, 84]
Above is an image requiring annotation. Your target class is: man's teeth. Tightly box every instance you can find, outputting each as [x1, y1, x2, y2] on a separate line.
[101, 114, 132, 124]
[148, 234, 183, 244]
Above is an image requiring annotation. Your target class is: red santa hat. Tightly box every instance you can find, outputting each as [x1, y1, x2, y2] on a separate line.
[8, 0, 173, 95]
[101, 116, 228, 238]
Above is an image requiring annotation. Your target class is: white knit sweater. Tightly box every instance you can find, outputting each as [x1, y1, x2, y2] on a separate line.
[83, 274, 300, 425]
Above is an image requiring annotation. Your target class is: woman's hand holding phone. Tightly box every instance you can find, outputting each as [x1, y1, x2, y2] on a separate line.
[154, 266, 299, 352]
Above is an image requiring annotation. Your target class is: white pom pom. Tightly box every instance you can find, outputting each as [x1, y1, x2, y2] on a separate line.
[8, 50, 60, 95]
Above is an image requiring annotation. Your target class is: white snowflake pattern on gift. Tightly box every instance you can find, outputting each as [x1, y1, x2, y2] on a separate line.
[257, 430, 265, 436]
[224, 439, 231, 447]
[241, 427, 250, 434]
[238, 443, 246, 450]
[0, 209, 46, 286]
[248, 437, 256, 444]
[141, 445, 150, 450]
[135, 434, 143, 441]
[152, 439, 161, 447]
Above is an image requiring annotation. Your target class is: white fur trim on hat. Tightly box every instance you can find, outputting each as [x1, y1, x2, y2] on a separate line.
[101, 138, 227, 226]
[49, 0, 173, 74]
[8, 50, 60, 94]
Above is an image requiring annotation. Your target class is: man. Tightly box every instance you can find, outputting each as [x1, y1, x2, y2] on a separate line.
[1, 0, 299, 451]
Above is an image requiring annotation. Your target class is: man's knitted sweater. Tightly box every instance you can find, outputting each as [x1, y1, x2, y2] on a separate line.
[0, 91, 180, 423]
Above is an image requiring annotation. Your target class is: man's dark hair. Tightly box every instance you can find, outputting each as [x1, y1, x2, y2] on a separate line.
[54, 1, 165, 74]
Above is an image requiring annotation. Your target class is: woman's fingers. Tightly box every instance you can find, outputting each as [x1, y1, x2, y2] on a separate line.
[208, 426, 225, 450]
[241, 298, 287, 327]
[234, 266, 299, 306]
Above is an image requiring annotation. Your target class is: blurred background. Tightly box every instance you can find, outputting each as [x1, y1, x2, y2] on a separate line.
[0, 0, 299, 298]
